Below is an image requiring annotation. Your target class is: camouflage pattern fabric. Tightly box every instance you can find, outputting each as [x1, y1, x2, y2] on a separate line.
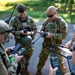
[0, 44, 9, 75]
[9, 15, 37, 75]
[65, 33, 75, 75]
[71, 33, 75, 46]
[19, 47, 34, 75]
[9, 15, 37, 41]
[0, 43, 18, 75]
[36, 16, 68, 75]
[0, 43, 10, 68]
[0, 61, 8, 75]
[8, 60, 18, 75]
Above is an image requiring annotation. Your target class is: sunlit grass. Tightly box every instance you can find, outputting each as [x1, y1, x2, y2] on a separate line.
[0, 0, 28, 11]
[0, 0, 75, 23]
[60, 14, 75, 24]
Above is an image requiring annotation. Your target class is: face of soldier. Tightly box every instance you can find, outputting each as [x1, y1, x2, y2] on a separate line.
[19, 11, 27, 19]
[0, 34, 6, 44]
[47, 11, 58, 21]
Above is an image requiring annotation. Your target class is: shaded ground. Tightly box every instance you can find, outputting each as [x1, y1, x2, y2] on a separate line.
[5, 22, 75, 75]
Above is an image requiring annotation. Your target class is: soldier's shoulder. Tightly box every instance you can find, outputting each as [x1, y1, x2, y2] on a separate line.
[27, 15, 35, 23]
[27, 15, 34, 20]
[58, 16, 67, 26]
[72, 33, 75, 39]
[10, 16, 17, 23]
[59, 16, 66, 23]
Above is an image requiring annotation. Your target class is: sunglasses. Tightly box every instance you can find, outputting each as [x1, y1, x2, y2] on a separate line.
[47, 12, 55, 18]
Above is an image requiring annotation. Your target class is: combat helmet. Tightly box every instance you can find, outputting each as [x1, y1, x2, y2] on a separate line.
[19, 35, 32, 48]
[0, 20, 10, 35]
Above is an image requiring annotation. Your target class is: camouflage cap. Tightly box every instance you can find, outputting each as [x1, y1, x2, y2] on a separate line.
[0, 20, 10, 35]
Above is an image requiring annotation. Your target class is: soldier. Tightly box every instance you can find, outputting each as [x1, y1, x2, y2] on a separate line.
[65, 33, 75, 49]
[9, 4, 37, 75]
[36, 6, 68, 75]
[49, 33, 75, 75]
[65, 33, 75, 74]
[0, 20, 23, 75]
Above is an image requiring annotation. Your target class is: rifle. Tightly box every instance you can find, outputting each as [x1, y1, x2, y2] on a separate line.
[5, 4, 17, 24]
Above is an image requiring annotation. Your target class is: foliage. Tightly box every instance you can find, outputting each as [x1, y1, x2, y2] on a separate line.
[0, 0, 75, 23]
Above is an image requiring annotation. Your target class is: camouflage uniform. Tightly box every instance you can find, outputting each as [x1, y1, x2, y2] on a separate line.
[65, 33, 75, 75]
[9, 15, 37, 75]
[0, 43, 18, 75]
[66, 33, 75, 49]
[71, 33, 75, 46]
[36, 16, 68, 75]
[0, 20, 18, 75]
[0, 43, 9, 75]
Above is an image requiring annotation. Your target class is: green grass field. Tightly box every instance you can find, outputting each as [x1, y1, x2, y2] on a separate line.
[0, 0, 75, 23]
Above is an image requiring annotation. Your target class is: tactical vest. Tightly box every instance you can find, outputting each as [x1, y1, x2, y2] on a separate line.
[43, 18, 62, 46]
[13, 15, 32, 31]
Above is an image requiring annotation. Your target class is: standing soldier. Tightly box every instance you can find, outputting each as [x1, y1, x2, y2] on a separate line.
[36, 6, 68, 75]
[65, 33, 75, 67]
[9, 4, 37, 75]
[65, 33, 75, 49]
[0, 20, 23, 75]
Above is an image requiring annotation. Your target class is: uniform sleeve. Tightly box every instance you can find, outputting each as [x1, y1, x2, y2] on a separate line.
[70, 33, 75, 46]
[51, 19, 68, 40]
[41, 20, 47, 31]
[8, 60, 18, 75]
[0, 43, 10, 68]
[72, 33, 75, 42]
[29, 18, 37, 39]
[9, 16, 21, 39]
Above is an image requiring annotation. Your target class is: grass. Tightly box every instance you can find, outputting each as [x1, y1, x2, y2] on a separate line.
[60, 14, 75, 24]
[0, 0, 75, 23]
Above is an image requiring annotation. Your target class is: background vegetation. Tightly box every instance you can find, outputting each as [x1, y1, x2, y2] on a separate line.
[0, 0, 75, 23]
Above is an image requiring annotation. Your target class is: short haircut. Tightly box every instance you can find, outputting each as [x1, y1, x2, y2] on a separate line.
[17, 4, 26, 13]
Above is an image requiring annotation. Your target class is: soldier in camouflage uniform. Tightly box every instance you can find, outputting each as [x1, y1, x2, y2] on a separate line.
[36, 6, 68, 75]
[49, 65, 58, 75]
[9, 4, 37, 75]
[0, 20, 23, 75]
[65, 32, 75, 65]
[65, 33, 75, 49]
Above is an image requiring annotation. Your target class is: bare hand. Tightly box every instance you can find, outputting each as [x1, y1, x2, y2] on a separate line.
[49, 65, 58, 75]
[20, 30, 31, 35]
[46, 32, 51, 38]
[14, 54, 23, 62]
[65, 40, 72, 48]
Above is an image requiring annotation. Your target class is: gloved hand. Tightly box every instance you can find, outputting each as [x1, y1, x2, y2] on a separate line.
[14, 54, 23, 62]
